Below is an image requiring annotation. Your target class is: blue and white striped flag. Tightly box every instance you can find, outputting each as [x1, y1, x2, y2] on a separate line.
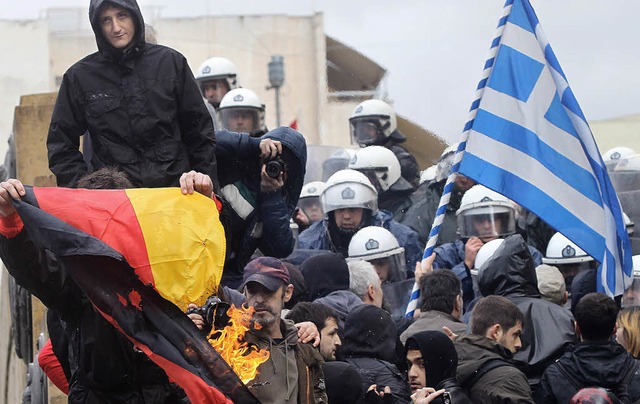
[458, 0, 632, 296]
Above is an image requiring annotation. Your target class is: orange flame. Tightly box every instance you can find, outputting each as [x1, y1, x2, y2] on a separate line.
[208, 305, 270, 384]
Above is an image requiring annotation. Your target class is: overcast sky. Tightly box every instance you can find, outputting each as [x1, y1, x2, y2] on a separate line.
[1, 0, 638, 144]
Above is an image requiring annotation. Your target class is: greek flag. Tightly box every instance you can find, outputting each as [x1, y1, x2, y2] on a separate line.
[458, 0, 632, 296]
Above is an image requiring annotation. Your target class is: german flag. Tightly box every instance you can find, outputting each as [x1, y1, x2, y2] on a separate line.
[4, 187, 258, 403]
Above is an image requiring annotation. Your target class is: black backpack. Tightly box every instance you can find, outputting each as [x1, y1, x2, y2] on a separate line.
[554, 359, 639, 403]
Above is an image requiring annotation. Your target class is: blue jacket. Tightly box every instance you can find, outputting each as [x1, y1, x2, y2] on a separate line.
[216, 127, 306, 287]
[433, 238, 543, 310]
[297, 209, 422, 273]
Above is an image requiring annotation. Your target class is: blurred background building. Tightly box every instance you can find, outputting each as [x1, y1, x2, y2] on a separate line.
[0, 7, 446, 170]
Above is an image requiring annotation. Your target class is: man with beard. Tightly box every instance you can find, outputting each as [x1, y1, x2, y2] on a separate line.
[454, 296, 534, 403]
[240, 257, 327, 404]
[285, 302, 342, 362]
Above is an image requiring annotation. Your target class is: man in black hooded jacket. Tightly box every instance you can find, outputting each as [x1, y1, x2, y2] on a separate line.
[342, 305, 411, 403]
[535, 293, 640, 403]
[405, 331, 471, 404]
[47, 0, 218, 189]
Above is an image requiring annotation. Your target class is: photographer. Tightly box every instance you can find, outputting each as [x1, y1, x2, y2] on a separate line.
[215, 127, 307, 288]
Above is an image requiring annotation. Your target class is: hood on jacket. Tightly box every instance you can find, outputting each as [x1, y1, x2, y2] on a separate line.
[342, 305, 399, 363]
[478, 234, 541, 298]
[89, 0, 146, 60]
[245, 318, 300, 402]
[300, 252, 350, 301]
[314, 290, 363, 329]
[262, 127, 307, 211]
[406, 330, 458, 388]
[372, 209, 394, 226]
[323, 361, 365, 404]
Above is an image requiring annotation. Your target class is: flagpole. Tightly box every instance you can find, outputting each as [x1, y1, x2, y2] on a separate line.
[405, 0, 515, 318]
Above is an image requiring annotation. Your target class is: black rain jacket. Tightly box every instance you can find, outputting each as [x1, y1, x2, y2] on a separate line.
[478, 234, 576, 379]
[47, 0, 217, 188]
[342, 305, 411, 404]
[535, 341, 640, 403]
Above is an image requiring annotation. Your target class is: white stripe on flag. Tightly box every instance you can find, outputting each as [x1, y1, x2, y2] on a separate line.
[458, 0, 632, 296]
[480, 82, 596, 178]
[465, 133, 606, 234]
[500, 22, 543, 61]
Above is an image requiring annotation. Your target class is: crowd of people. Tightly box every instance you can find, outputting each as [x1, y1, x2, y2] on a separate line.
[0, 0, 639, 403]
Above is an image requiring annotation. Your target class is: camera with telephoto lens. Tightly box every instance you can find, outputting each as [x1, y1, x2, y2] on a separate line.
[265, 156, 288, 179]
[186, 296, 231, 333]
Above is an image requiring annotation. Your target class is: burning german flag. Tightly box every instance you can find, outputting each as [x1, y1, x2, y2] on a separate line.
[4, 186, 259, 403]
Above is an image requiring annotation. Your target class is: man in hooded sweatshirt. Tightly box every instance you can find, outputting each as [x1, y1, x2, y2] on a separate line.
[299, 252, 365, 331]
[342, 305, 411, 403]
[47, 0, 218, 189]
[240, 257, 328, 404]
[405, 331, 471, 404]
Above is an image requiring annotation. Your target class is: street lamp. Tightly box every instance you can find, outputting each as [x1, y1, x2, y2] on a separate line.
[268, 55, 285, 127]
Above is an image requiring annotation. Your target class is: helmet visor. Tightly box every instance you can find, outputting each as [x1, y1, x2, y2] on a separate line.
[350, 118, 385, 146]
[356, 169, 387, 193]
[322, 157, 350, 182]
[622, 277, 640, 307]
[298, 197, 324, 223]
[369, 252, 407, 283]
[457, 208, 515, 240]
[219, 108, 261, 133]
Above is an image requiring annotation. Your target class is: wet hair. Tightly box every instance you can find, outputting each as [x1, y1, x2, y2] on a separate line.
[76, 167, 133, 190]
[574, 292, 618, 341]
[470, 295, 523, 336]
[286, 302, 338, 333]
[617, 306, 640, 358]
[419, 269, 461, 314]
